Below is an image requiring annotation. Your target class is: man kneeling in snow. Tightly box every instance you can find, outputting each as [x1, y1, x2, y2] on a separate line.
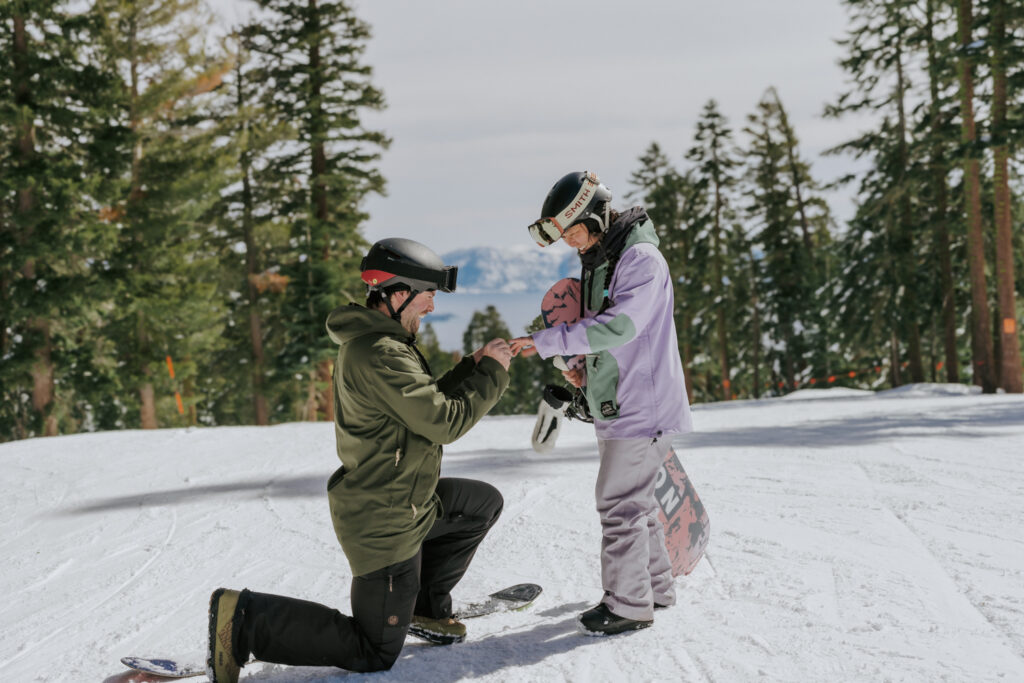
[206, 238, 512, 682]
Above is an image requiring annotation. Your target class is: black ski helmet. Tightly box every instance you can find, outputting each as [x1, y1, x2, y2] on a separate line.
[528, 171, 613, 247]
[360, 237, 457, 293]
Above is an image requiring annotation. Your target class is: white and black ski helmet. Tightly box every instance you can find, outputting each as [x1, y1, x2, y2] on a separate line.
[528, 171, 613, 247]
[360, 238, 458, 294]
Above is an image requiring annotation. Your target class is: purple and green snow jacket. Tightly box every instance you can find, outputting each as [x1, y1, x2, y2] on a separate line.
[530, 208, 692, 440]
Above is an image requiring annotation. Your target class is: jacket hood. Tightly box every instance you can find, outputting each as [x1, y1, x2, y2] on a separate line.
[580, 206, 655, 271]
[326, 303, 412, 346]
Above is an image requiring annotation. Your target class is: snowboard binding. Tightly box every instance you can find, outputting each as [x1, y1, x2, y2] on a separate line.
[543, 384, 593, 423]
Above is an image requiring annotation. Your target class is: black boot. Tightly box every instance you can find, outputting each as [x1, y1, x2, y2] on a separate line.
[577, 603, 652, 636]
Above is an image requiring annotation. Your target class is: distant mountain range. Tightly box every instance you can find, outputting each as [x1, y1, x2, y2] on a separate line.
[443, 245, 578, 294]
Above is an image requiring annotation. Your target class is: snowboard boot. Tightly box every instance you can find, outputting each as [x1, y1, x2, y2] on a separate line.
[407, 614, 467, 645]
[206, 588, 243, 683]
[577, 603, 652, 636]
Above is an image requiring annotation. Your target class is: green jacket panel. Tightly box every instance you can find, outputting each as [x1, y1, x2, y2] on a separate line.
[324, 304, 508, 576]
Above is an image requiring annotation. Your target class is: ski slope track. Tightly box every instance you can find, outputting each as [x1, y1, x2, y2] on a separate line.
[2, 384, 1023, 681]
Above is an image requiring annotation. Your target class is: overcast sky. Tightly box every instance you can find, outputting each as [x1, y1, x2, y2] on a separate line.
[210, 0, 867, 255]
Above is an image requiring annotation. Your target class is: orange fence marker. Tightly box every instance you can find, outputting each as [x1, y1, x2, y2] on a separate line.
[165, 355, 185, 415]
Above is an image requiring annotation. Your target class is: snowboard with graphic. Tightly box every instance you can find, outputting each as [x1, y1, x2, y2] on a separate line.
[531, 276, 710, 576]
[119, 656, 204, 679]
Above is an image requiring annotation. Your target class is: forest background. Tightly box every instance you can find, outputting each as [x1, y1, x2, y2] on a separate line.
[1, 0, 1022, 441]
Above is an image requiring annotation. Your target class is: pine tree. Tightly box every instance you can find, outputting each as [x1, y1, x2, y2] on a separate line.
[744, 93, 802, 392]
[919, 0, 962, 383]
[827, 0, 932, 386]
[685, 100, 746, 400]
[94, 0, 236, 428]
[989, 0, 1022, 392]
[244, 0, 389, 421]
[744, 88, 836, 395]
[956, 0, 998, 392]
[203, 31, 296, 425]
[0, 0, 125, 439]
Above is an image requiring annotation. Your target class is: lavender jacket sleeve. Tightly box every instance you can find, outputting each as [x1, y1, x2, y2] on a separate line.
[531, 245, 664, 358]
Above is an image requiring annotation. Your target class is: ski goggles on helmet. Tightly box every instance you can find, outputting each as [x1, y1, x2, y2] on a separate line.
[361, 263, 458, 293]
[528, 217, 568, 247]
[527, 172, 602, 247]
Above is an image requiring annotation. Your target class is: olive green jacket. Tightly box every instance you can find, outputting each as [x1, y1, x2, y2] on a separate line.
[325, 304, 509, 576]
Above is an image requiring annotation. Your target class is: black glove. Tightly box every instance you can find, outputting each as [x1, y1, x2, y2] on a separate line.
[542, 384, 593, 424]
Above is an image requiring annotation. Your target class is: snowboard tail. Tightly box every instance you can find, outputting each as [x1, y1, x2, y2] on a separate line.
[455, 582, 543, 618]
[120, 657, 204, 678]
[657, 448, 710, 576]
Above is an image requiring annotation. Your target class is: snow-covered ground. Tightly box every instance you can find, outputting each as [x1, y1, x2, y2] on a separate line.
[2, 384, 1023, 682]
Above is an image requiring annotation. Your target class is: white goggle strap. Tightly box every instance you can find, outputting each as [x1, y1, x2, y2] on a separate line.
[556, 172, 599, 228]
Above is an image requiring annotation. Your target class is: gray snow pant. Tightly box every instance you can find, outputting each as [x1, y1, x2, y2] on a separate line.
[596, 436, 676, 621]
[228, 478, 503, 673]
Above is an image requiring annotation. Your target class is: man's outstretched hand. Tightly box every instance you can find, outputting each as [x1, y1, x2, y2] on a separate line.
[473, 338, 513, 370]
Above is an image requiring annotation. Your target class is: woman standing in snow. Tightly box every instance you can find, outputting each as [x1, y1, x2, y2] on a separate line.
[510, 171, 692, 635]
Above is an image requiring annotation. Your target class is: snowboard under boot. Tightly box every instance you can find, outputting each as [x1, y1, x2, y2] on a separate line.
[407, 614, 467, 645]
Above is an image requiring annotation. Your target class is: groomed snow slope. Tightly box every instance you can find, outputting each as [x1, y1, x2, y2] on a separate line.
[2, 385, 1023, 682]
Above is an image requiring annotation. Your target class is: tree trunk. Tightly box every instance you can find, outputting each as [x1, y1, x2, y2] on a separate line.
[15, 13, 57, 434]
[128, 19, 158, 428]
[751, 264, 761, 399]
[236, 60, 270, 425]
[305, 0, 332, 418]
[711, 158, 731, 401]
[926, 0, 960, 384]
[890, 334, 902, 388]
[317, 359, 334, 421]
[894, 20, 925, 383]
[956, 0, 997, 393]
[990, 0, 1022, 392]
[30, 320, 57, 435]
[139, 380, 158, 430]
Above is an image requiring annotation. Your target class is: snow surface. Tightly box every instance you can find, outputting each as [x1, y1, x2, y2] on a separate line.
[2, 385, 1024, 682]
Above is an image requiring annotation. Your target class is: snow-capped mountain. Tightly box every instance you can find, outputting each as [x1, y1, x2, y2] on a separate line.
[443, 245, 578, 294]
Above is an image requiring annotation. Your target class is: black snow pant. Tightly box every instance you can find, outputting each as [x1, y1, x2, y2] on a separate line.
[230, 477, 503, 673]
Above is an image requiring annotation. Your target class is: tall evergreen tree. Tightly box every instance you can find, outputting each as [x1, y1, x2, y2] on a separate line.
[744, 92, 806, 392]
[685, 100, 745, 400]
[94, 0, 236, 428]
[204, 31, 296, 426]
[0, 0, 125, 440]
[918, 0, 962, 383]
[956, 0, 998, 392]
[826, 0, 937, 386]
[830, 0, 928, 383]
[244, 0, 389, 422]
[989, 0, 1022, 392]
